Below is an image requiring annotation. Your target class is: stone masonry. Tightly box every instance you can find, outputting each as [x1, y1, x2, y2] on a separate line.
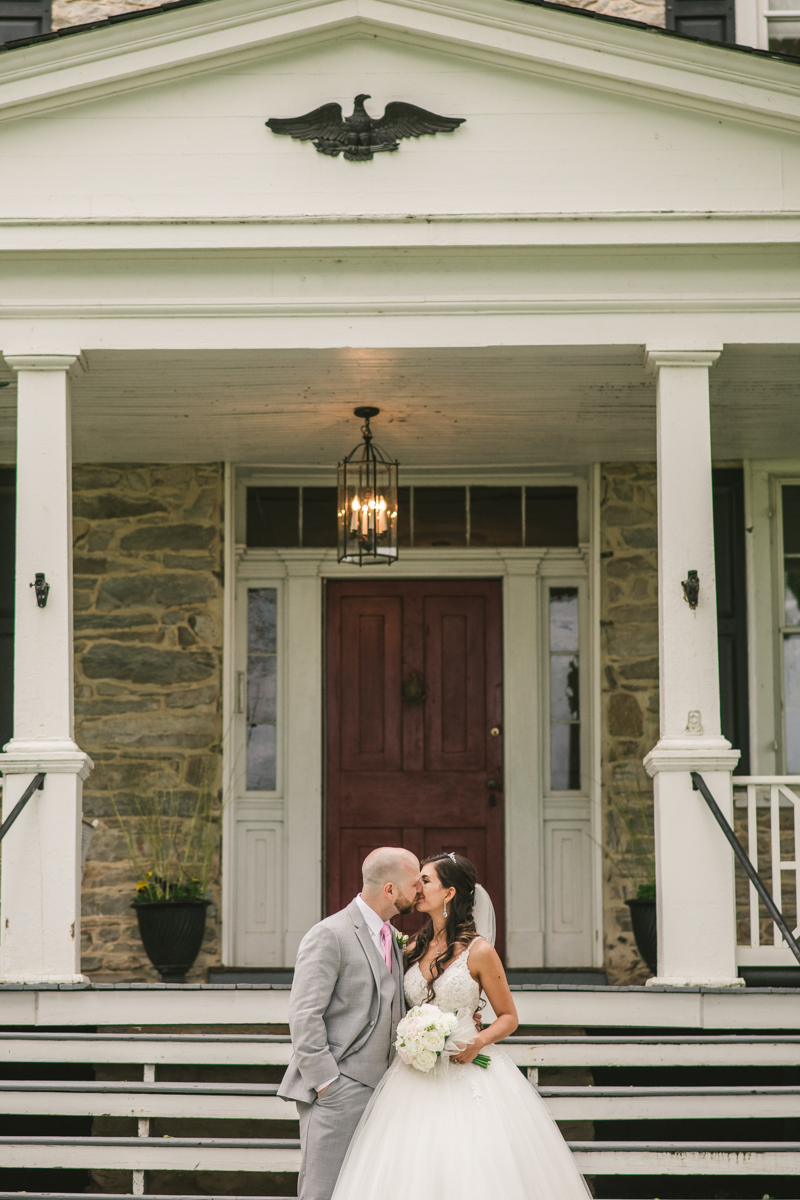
[600, 464, 659, 985]
[75, 464, 224, 982]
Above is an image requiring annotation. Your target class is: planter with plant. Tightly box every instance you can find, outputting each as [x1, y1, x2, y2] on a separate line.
[111, 768, 220, 983]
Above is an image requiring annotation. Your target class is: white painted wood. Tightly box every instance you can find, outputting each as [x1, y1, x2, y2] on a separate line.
[221, 462, 237, 966]
[509, 1039, 800, 1068]
[0, 1035, 294, 1065]
[282, 565, 323, 966]
[589, 462, 603, 969]
[6, 1079, 800, 1122]
[2, 1135, 799, 1176]
[503, 562, 544, 967]
[0, 980, 799, 1028]
[0, 355, 93, 985]
[235, 821, 284, 967]
[643, 349, 741, 989]
[0, 1084, 290, 1120]
[543, 1087, 800, 1119]
[0, 1137, 301, 1172]
[236, 536, 590, 968]
[544, 821, 592, 967]
[732, 776, 800, 959]
[5, 1029, 800, 1067]
[570, 1145, 800, 1174]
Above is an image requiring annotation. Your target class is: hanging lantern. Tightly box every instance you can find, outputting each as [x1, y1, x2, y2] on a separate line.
[338, 406, 399, 566]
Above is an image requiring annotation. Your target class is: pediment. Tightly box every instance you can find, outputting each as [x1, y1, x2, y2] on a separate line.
[1, 0, 800, 222]
[1, 0, 800, 133]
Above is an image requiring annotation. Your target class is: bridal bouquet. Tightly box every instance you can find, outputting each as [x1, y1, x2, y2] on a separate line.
[395, 1004, 490, 1071]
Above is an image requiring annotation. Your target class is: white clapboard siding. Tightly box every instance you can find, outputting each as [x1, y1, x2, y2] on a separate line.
[570, 1143, 800, 1175]
[0, 1137, 302, 1172]
[541, 1086, 800, 1120]
[0, 1082, 290, 1121]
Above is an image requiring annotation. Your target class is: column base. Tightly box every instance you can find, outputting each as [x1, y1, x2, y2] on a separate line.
[1, 738, 93, 778]
[646, 975, 745, 988]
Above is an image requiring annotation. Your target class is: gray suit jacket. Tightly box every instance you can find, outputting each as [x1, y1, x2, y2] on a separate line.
[278, 899, 406, 1105]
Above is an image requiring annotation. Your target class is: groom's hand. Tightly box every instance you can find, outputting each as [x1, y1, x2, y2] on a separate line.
[473, 1011, 483, 1033]
[317, 1084, 331, 1097]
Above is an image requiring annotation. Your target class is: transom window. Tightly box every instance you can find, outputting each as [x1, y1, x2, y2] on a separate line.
[246, 485, 578, 549]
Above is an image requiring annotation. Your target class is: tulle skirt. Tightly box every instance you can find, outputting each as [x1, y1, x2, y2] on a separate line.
[330, 1044, 591, 1200]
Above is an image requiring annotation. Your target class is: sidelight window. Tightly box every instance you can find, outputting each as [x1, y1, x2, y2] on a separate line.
[246, 587, 278, 791]
[549, 587, 581, 791]
[781, 486, 800, 772]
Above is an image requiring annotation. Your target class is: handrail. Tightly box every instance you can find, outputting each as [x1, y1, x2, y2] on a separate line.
[691, 770, 800, 967]
[0, 774, 45, 843]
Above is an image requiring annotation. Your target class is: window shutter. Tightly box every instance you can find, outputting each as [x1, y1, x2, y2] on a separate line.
[0, 0, 51, 45]
[665, 0, 735, 43]
[713, 468, 750, 774]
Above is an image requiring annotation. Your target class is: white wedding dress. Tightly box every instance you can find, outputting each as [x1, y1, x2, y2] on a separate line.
[330, 938, 591, 1200]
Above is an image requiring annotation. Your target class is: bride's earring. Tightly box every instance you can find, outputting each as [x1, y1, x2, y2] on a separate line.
[443, 900, 448, 919]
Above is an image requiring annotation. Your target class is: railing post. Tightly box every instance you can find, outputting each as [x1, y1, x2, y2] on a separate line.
[643, 348, 741, 988]
[0, 353, 93, 984]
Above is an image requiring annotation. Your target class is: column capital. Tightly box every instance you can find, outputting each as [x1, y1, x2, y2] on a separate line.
[3, 353, 85, 375]
[644, 348, 722, 373]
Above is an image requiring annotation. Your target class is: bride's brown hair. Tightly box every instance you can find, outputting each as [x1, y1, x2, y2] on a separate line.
[404, 853, 477, 1002]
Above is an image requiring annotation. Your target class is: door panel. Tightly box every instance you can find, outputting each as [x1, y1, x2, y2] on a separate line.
[424, 597, 487, 771]
[340, 597, 403, 772]
[327, 579, 504, 954]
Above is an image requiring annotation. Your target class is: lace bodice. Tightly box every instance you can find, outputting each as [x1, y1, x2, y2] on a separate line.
[404, 938, 482, 1015]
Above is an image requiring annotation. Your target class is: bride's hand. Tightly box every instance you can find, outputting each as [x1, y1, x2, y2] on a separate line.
[451, 1039, 484, 1065]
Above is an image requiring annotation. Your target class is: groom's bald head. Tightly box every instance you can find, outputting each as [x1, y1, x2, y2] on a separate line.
[362, 847, 418, 890]
[361, 847, 421, 919]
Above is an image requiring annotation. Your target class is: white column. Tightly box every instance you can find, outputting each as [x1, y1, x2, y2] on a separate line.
[0, 353, 92, 984]
[643, 348, 742, 988]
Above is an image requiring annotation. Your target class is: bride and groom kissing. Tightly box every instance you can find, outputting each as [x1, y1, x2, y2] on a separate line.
[278, 847, 590, 1200]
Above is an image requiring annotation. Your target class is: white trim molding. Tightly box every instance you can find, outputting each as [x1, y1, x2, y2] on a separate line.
[224, 466, 599, 968]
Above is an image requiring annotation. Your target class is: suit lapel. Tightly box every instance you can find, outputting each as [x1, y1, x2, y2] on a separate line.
[348, 899, 382, 993]
[391, 927, 406, 1014]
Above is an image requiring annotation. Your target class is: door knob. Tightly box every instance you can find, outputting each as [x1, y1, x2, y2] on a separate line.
[486, 778, 500, 790]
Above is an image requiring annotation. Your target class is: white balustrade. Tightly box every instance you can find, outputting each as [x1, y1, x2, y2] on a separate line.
[732, 776, 800, 966]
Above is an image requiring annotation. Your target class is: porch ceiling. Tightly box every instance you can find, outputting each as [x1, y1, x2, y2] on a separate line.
[0, 344, 797, 465]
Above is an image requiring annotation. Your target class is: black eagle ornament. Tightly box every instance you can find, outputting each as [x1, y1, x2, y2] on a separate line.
[266, 93, 465, 161]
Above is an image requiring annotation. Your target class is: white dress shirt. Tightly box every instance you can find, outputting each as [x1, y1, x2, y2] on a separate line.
[316, 896, 391, 1094]
[355, 893, 389, 958]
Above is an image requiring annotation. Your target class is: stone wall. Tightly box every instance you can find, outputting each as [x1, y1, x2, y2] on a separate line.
[600, 464, 659, 985]
[74, 464, 224, 982]
[52, 0, 665, 32]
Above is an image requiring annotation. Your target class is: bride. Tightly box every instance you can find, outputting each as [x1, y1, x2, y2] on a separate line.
[330, 852, 591, 1200]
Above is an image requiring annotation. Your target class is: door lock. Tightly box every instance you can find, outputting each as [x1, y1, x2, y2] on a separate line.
[486, 778, 501, 808]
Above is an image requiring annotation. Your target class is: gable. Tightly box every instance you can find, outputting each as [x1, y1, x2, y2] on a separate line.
[0, 30, 798, 221]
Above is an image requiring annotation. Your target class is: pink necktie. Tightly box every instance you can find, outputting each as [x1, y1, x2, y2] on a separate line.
[380, 922, 393, 972]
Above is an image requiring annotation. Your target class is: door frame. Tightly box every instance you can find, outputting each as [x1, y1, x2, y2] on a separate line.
[222, 465, 601, 970]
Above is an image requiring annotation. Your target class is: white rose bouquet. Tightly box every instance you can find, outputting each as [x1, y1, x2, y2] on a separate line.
[395, 1004, 490, 1072]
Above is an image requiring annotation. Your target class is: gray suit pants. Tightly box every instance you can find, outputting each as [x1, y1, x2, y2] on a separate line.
[296, 1074, 373, 1200]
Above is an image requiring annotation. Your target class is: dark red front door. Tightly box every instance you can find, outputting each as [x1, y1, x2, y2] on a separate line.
[326, 579, 504, 953]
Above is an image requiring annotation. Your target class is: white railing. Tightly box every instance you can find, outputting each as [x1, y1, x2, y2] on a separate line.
[733, 776, 800, 967]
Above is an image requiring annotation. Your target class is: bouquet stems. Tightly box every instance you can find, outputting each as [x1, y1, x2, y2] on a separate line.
[473, 1053, 491, 1069]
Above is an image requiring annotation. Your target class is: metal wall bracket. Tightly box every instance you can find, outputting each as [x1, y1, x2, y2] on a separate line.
[682, 569, 700, 609]
[30, 573, 49, 608]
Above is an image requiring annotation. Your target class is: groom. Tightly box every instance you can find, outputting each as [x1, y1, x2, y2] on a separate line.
[278, 846, 422, 1200]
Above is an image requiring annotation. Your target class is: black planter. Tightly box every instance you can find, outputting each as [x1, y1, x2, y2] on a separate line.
[132, 899, 211, 983]
[625, 897, 657, 974]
